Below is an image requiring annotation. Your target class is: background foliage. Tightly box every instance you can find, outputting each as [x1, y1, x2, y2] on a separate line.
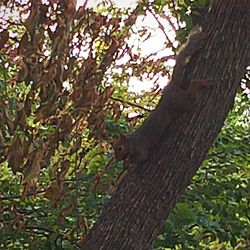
[0, 0, 249, 249]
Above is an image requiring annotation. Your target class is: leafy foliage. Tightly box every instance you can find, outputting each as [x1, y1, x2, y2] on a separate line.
[0, 0, 175, 248]
[155, 93, 250, 249]
[0, 0, 249, 249]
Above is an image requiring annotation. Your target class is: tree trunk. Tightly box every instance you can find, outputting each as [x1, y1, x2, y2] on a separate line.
[83, 1, 250, 249]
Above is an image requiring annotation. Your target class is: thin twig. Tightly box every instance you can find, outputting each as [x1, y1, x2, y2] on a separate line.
[171, 0, 181, 29]
[147, 8, 175, 53]
[25, 225, 54, 235]
[75, 151, 81, 238]
[0, 189, 45, 201]
[110, 96, 151, 112]
[159, 12, 177, 32]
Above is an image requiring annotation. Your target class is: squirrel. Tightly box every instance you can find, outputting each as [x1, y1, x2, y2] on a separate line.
[113, 25, 213, 170]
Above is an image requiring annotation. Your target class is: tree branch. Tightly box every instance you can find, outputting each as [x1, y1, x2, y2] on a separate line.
[110, 96, 151, 112]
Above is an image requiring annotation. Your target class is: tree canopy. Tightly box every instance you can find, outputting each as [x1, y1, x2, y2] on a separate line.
[0, 0, 249, 249]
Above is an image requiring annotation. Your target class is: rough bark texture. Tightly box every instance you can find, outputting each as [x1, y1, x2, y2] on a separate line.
[83, 1, 250, 249]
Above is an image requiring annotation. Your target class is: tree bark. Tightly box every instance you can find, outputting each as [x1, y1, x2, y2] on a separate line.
[83, 1, 250, 249]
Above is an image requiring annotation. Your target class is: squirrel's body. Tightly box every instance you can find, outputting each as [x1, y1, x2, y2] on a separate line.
[114, 26, 212, 170]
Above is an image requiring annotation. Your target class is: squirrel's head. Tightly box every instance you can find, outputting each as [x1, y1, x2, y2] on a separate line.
[113, 134, 128, 161]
